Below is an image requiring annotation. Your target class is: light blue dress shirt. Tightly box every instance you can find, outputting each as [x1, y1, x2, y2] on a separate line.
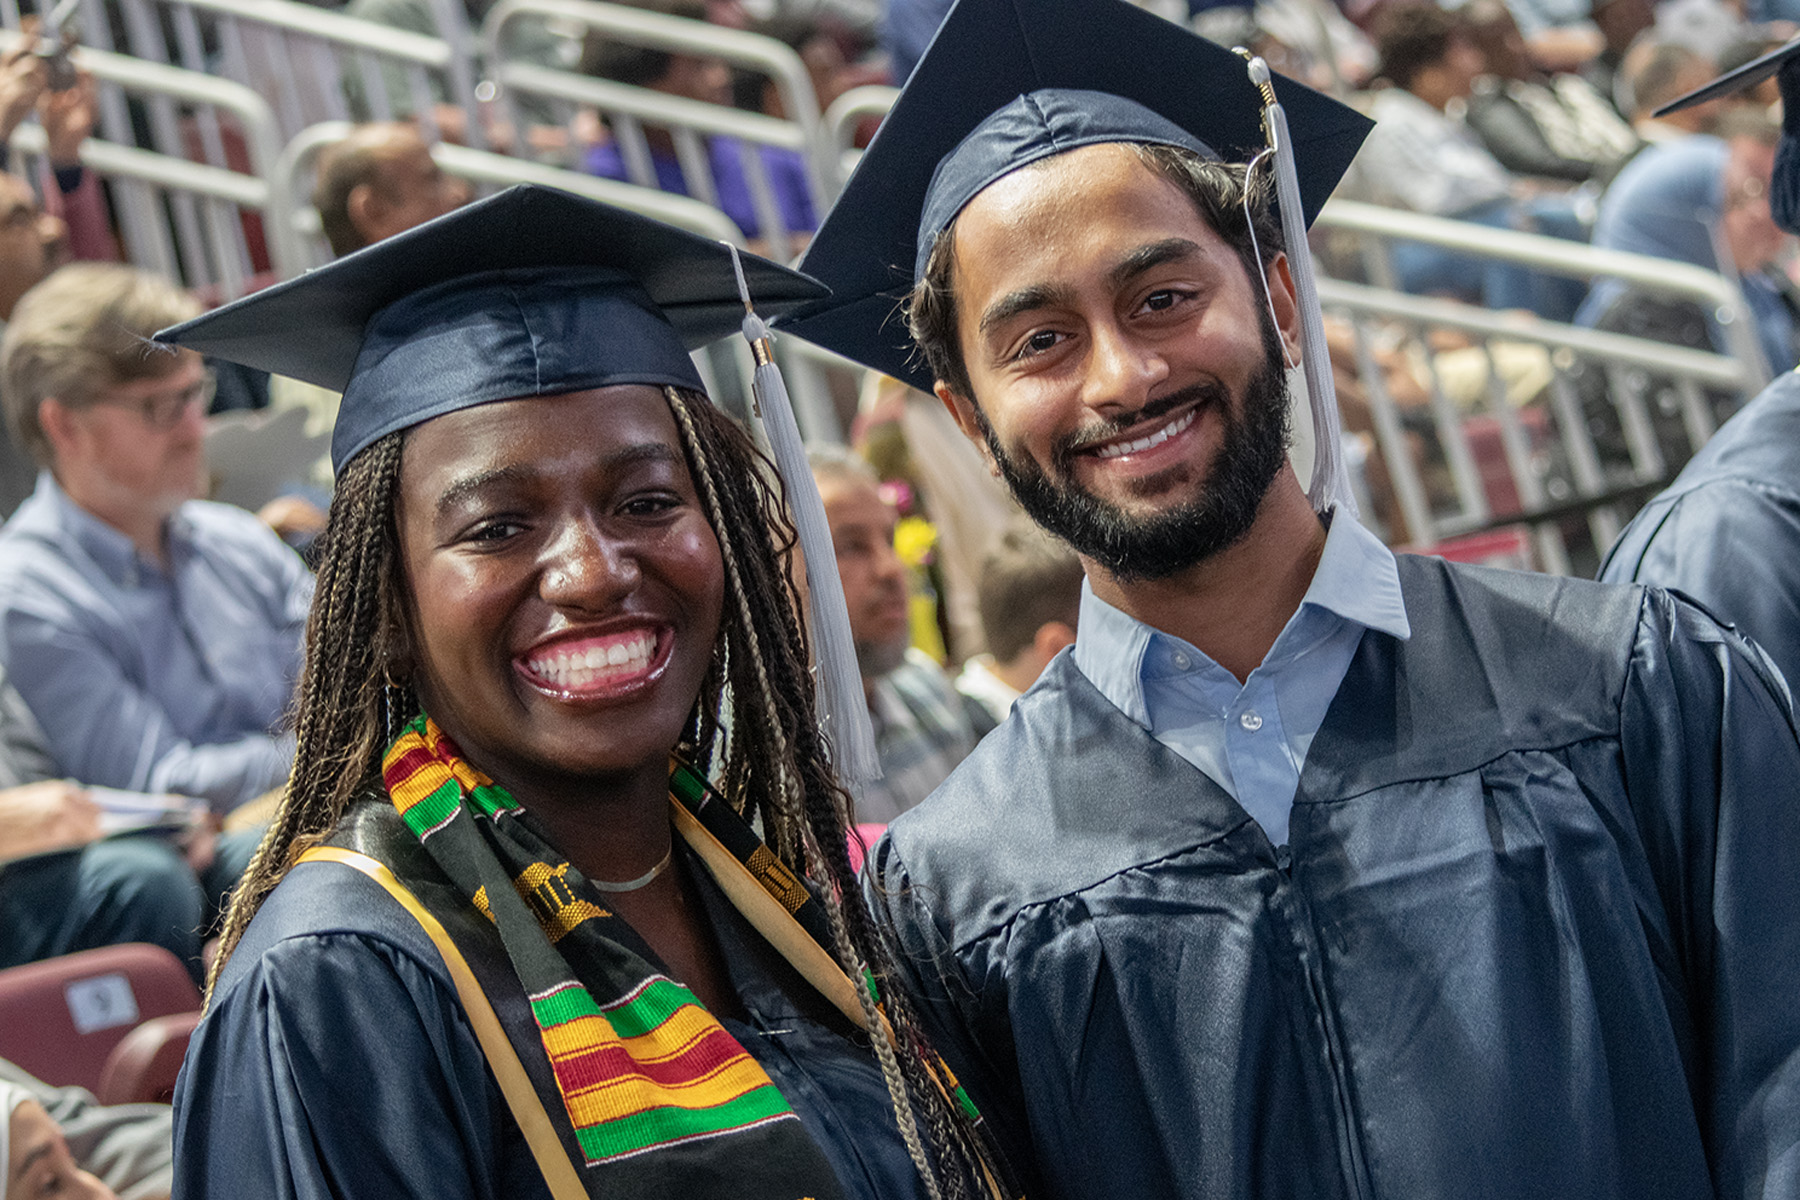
[1073, 512, 1411, 845]
[0, 473, 313, 811]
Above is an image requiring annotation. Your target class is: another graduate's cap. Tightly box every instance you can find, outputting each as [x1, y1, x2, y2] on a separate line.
[1653, 33, 1800, 115]
[154, 184, 829, 471]
[776, 0, 1372, 394]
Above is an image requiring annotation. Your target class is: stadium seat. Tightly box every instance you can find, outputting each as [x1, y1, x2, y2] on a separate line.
[0, 944, 202, 1092]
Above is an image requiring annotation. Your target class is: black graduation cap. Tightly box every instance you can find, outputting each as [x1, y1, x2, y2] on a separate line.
[154, 184, 829, 471]
[1653, 33, 1800, 115]
[775, 0, 1373, 395]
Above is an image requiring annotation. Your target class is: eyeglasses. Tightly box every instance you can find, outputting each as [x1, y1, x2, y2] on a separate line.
[96, 371, 216, 430]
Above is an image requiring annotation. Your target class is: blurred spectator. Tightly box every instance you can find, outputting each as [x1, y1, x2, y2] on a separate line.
[1615, 38, 1723, 141]
[312, 123, 471, 258]
[2, 1081, 119, 1199]
[1354, 2, 1587, 317]
[955, 522, 1081, 727]
[0, 40, 113, 519]
[1463, 0, 1639, 182]
[812, 446, 982, 823]
[882, 0, 950, 85]
[1578, 108, 1796, 373]
[582, 0, 817, 248]
[342, 0, 565, 150]
[0, 1058, 171, 1200]
[0, 265, 311, 814]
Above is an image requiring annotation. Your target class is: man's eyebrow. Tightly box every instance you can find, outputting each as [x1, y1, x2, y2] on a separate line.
[978, 283, 1076, 336]
[1109, 238, 1206, 289]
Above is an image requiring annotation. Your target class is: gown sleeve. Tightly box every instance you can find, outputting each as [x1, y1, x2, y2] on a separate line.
[1619, 587, 1800, 1196]
[172, 930, 536, 1200]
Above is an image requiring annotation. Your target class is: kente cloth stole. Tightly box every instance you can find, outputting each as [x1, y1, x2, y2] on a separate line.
[382, 714, 843, 1198]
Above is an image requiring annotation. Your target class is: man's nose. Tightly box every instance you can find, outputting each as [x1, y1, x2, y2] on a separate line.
[540, 519, 638, 608]
[1082, 321, 1168, 414]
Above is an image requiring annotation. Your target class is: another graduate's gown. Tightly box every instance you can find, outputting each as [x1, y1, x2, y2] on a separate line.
[1601, 367, 1800, 691]
[173, 804, 927, 1200]
[870, 553, 1800, 1200]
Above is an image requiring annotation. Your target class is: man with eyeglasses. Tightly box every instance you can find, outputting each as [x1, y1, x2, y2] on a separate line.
[0, 262, 312, 819]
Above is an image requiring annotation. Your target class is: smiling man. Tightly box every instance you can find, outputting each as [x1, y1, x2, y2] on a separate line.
[782, 0, 1800, 1196]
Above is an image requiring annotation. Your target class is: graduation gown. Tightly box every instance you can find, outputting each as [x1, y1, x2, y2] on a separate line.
[1600, 367, 1800, 693]
[173, 803, 928, 1200]
[868, 553, 1800, 1200]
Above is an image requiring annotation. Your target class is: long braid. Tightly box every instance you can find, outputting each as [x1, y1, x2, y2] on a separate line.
[665, 389, 988, 1200]
[205, 433, 407, 999]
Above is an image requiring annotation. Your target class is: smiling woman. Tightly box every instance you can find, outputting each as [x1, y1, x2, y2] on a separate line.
[152, 186, 1010, 1200]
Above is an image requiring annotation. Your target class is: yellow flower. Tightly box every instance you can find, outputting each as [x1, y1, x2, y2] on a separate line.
[893, 515, 938, 568]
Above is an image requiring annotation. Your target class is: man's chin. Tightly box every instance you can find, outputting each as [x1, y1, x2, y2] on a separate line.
[855, 636, 911, 681]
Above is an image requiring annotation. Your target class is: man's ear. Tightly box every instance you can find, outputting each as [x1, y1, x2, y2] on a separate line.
[1267, 253, 1303, 367]
[934, 380, 998, 474]
[36, 397, 78, 458]
[346, 181, 385, 242]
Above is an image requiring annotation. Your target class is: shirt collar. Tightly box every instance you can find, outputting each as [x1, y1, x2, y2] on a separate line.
[1071, 508, 1410, 725]
[30, 471, 187, 585]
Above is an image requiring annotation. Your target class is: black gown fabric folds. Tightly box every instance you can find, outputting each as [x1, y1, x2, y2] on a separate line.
[1601, 367, 1800, 693]
[868, 554, 1800, 1200]
[173, 804, 928, 1200]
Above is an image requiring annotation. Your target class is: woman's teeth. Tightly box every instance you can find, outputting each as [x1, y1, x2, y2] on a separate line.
[528, 630, 656, 689]
[1092, 406, 1197, 459]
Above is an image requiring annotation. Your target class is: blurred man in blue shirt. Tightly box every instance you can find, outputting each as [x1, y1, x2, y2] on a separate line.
[0, 264, 311, 814]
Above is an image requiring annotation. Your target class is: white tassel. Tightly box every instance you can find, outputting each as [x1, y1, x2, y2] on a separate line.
[1246, 56, 1360, 520]
[725, 244, 883, 790]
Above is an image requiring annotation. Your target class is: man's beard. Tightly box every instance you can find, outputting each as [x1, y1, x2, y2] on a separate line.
[974, 335, 1292, 583]
[855, 632, 910, 681]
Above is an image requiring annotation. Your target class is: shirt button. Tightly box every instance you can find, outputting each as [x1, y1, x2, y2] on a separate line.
[1172, 651, 1191, 671]
[1239, 710, 1264, 732]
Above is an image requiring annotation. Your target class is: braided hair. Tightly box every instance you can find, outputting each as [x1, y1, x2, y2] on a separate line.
[210, 388, 1000, 1200]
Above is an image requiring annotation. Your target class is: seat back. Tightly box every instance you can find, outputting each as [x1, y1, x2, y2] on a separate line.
[0, 944, 202, 1092]
[96, 1011, 204, 1105]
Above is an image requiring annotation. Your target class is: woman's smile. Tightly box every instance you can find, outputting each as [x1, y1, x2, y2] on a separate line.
[396, 384, 725, 804]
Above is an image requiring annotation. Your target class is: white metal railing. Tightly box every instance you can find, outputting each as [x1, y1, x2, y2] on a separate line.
[1317, 199, 1772, 387]
[482, 0, 832, 257]
[1318, 276, 1757, 574]
[821, 83, 895, 181]
[6, 0, 485, 148]
[0, 31, 300, 294]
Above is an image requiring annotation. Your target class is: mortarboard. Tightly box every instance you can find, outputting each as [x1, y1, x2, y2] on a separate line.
[156, 183, 885, 791]
[776, 0, 1372, 514]
[155, 184, 827, 472]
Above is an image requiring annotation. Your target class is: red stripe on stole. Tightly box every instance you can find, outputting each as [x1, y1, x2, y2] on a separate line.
[549, 1024, 750, 1097]
[386, 744, 442, 785]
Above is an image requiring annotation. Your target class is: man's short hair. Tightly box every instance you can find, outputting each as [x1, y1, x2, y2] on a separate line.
[908, 140, 1281, 401]
[1618, 39, 1709, 119]
[1713, 104, 1780, 147]
[0, 263, 201, 465]
[1374, 2, 1462, 91]
[978, 522, 1083, 663]
[312, 123, 413, 258]
[807, 442, 881, 490]
[580, 0, 710, 87]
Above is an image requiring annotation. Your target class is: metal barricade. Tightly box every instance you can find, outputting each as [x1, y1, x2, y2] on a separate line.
[481, 0, 832, 259]
[1318, 276, 1757, 576]
[820, 83, 894, 181]
[0, 31, 300, 297]
[2, 0, 485, 148]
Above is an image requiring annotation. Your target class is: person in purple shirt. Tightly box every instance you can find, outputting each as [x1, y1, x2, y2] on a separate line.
[0, 264, 311, 815]
[579, 0, 818, 247]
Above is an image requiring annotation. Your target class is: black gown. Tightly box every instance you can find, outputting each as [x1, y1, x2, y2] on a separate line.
[173, 803, 929, 1200]
[868, 553, 1800, 1200]
[1601, 367, 1800, 694]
